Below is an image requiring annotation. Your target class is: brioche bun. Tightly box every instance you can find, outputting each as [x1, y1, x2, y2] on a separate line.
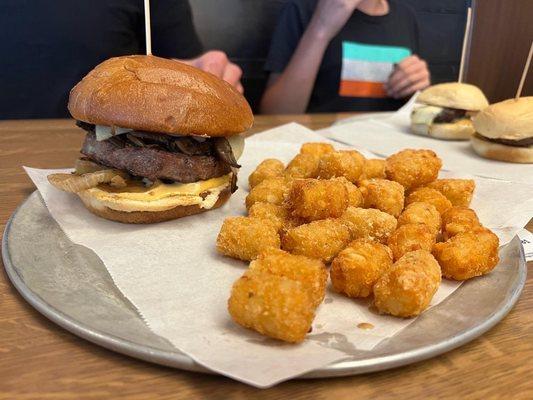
[411, 118, 475, 140]
[471, 135, 533, 164]
[417, 83, 489, 111]
[68, 55, 253, 137]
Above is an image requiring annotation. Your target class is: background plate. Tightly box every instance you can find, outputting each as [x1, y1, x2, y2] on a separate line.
[2, 192, 527, 379]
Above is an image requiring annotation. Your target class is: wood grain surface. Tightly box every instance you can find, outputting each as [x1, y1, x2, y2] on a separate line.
[1, 116, 532, 399]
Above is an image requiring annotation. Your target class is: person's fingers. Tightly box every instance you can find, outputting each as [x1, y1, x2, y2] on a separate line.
[236, 82, 244, 94]
[222, 63, 243, 87]
[394, 77, 431, 99]
[199, 50, 229, 79]
[388, 69, 429, 97]
[395, 54, 421, 69]
[386, 59, 427, 89]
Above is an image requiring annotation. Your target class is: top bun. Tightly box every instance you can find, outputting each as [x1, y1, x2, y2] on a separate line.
[68, 55, 253, 137]
[417, 82, 489, 111]
[472, 97, 533, 140]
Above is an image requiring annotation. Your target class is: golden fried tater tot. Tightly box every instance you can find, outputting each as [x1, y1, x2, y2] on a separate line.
[336, 177, 364, 207]
[245, 176, 291, 209]
[406, 187, 452, 215]
[398, 202, 441, 236]
[248, 202, 291, 232]
[373, 250, 441, 317]
[331, 239, 393, 298]
[282, 219, 351, 263]
[427, 179, 475, 207]
[359, 178, 405, 217]
[340, 207, 397, 244]
[285, 153, 320, 179]
[433, 228, 499, 280]
[286, 178, 349, 221]
[317, 150, 365, 183]
[387, 223, 436, 261]
[441, 206, 481, 240]
[300, 142, 335, 158]
[228, 269, 316, 343]
[248, 158, 284, 189]
[385, 149, 442, 191]
[251, 248, 327, 307]
[216, 217, 280, 261]
[358, 158, 386, 183]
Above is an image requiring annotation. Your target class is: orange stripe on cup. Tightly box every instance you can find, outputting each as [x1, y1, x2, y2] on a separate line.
[339, 80, 387, 98]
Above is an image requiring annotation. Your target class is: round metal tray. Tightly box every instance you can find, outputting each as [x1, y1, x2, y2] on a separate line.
[2, 192, 527, 379]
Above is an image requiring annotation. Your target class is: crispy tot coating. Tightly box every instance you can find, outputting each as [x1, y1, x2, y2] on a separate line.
[406, 187, 452, 215]
[245, 176, 291, 209]
[300, 142, 335, 158]
[282, 219, 351, 263]
[248, 202, 291, 232]
[441, 206, 481, 240]
[433, 228, 499, 280]
[216, 217, 280, 261]
[388, 223, 436, 261]
[427, 179, 475, 207]
[385, 149, 442, 191]
[286, 178, 349, 221]
[285, 153, 320, 178]
[317, 150, 365, 183]
[341, 207, 397, 244]
[336, 177, 364, 207]
[228, 270, 316, 343]
[373, 250, 441, 317]
[248, 159, 284, 188]
[251, 248, 327, 306]
[358, 159, 386, 183]
[359, 178, 405, 217]
[331, 239, 393, 298]
[398, 202, 441, 236]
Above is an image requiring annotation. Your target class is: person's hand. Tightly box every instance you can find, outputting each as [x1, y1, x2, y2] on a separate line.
[308, 0, 363, 41]
[385, 55, 430, 99]
[184, 51, 243, 93]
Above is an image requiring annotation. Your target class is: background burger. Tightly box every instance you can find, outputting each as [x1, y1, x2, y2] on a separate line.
[471, 97, 532, 163]
[411, 82, 489, 140]
[48, 55, 253, 223]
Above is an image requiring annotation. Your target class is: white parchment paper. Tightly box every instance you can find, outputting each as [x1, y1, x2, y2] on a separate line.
[24, 123, 533, 388]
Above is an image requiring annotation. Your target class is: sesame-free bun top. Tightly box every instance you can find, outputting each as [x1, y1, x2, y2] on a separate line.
[68, 55, 253, 137]
[417, 82, 489, 111]
[473, 97, 533, 141]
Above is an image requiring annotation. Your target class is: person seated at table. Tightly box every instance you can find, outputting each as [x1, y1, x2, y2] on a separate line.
[0, 0, 242, 119]
[260, 0, 430, 114]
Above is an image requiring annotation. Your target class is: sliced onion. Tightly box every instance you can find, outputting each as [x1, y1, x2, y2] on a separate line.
[48, 170, 127, 193]
[228, 135, 245, 160]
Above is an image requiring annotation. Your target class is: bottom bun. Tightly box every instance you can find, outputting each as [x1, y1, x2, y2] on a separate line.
[78, 185, 232, 223]
[411, 119, 474, 140]
[471, 135, 533, 164]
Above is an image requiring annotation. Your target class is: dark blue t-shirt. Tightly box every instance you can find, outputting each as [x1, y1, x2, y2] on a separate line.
[0, 0, 202, 119]
[264, 0, 421, 112]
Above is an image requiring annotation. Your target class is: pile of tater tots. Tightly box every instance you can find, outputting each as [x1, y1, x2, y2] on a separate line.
[216, 142, 500, 343]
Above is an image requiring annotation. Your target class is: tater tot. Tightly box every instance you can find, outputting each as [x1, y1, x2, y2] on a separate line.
[336, 177, 364, 207]
[373, 250, 441, 317]
[385, 149, 442, 191]
[286, 178, 349, 221]
[340, 207, 397, 244]
[359, 178, 405, 217]
[300, 142, 335, 158]
[250, 248, 327, 307]
[330, 239, 393, 298]
[398, 202, 441, 236]
[387, 223, 436, 261]
[282, 219, 351, 263]
[433, 228, 499, 280]
[228, 269, 316, 343]
[248, 159, 284, 188]
[427, 179, 475, 207]
[248, 202, 290, 232]
[285, 153, 320, 179]
[245, 176, 291, 209]
[406, 187, 452, 215]
[441, 206, 481, 240]
[317, 150, 365, 183]
[216, 217, 280, 261]
[358, 158, 386, 183]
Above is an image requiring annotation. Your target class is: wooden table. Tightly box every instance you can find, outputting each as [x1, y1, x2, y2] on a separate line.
[1, 116, 532, 399]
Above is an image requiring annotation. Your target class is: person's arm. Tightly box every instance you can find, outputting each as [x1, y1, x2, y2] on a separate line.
[260, 0, 362, 114]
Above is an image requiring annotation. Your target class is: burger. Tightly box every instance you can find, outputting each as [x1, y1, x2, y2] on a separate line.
[410, 82, 489, 140]
[471, 97, 533, 163]
[48, 55, 253, 223]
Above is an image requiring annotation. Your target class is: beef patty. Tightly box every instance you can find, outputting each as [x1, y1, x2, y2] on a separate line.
[81, 131, 232, 183]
